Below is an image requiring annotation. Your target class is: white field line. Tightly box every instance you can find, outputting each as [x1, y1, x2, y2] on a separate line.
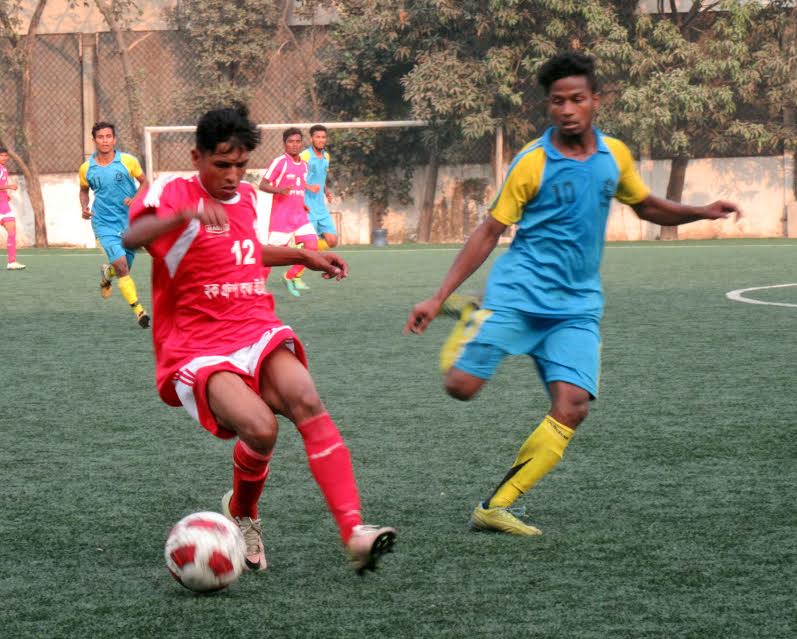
[726, 283, 797, 308]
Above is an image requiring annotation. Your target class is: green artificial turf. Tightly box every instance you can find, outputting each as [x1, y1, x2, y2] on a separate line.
[1, 241, 795, 638]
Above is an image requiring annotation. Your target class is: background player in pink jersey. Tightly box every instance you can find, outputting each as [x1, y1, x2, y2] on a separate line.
[124, 106, 395, 575]
[0, 147, 25, 270]
[260, 128, 317, 297]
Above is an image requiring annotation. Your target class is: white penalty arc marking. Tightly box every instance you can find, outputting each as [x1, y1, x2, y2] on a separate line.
[726, 283, 797, 308]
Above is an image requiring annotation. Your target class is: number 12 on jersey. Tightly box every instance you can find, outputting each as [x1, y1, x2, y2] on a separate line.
[231, 239, 257, 265]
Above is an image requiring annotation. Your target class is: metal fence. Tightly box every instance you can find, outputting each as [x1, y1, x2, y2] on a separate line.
[1, 27, 334, 174]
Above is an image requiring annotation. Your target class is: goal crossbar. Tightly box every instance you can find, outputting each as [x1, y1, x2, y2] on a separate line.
[143, 120, 428, 181]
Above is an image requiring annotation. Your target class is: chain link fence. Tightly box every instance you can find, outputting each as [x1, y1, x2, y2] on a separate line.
[2, 26, 497, 244]
[0, 34, 83, 174]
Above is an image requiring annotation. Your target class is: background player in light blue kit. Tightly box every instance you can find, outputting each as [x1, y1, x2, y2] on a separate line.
[300, 124, 337, 251]
[79, 122, 150, 328]
[404, 52, 741, 537]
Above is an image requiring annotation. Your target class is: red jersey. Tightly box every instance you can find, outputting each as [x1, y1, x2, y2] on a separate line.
[129, 175, 284, 406]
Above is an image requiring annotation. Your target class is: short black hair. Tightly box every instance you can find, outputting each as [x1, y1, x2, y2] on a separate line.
[0, 147, 7, 154]
[92, 121, 116, 138]
[195, 105, 261, 153]
[309, 124, 327, 135]
[537, 52, 598, 94]
[282, 127, 302, 143]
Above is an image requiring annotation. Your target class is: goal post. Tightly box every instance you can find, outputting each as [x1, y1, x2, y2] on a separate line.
[143, 120, 429, 182]
[142, 119, 503, 244]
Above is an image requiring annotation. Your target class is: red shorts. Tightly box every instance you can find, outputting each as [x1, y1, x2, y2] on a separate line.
[171, 325, 306, 439]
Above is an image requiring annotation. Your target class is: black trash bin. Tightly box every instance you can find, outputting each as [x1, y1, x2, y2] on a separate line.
[371, 228, 388, 246]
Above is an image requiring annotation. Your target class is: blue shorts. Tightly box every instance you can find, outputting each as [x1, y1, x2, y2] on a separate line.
[96, 228, 136, 267]
[453, 308, 601, 398]
[309, 208, 337, 237]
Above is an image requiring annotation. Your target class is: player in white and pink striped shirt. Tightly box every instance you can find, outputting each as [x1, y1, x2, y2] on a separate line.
[259, 128, 316, 297]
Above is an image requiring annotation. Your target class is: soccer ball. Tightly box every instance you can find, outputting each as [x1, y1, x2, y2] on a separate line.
[164, 511, 246, 592]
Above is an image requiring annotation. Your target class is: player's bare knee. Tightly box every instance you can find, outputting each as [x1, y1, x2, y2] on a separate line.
[444, 377, 478, 401]
[552, 400, 589, 428]
[288, 387, 325, 423]
[325, 235, 338, 248]
[240, 410, 278, 451]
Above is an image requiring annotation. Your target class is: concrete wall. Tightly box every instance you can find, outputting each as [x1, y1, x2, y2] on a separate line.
[17, 0, 172, 34]
[2, 155, 789, 247]
[606, 156, 788, 241]
[16, 0, 333, 34]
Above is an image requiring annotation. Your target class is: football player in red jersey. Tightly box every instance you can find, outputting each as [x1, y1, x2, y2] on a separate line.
[124, 106, 395, 575]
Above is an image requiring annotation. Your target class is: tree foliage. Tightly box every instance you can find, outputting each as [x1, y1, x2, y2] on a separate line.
[166, 0, 284, 116]
[401, 0, 633, 147]
[0, 0, 48, 246]
[316, 1, 429, 224]
[318, 1, 636, 231]
[612, 1, 776, 160]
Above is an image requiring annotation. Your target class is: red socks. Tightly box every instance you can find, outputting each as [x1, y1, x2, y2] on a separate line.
[297, 412, 362, 543]
[286, 233, 318, 280]
[230, 440, 272, 519]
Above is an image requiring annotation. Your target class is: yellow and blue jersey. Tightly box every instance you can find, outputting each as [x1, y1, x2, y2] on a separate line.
[300, 147, 330, 215]
[79, 151, 143, 232]
[485, 127, 649, 319]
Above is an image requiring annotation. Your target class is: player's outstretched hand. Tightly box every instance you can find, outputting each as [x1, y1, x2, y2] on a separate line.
[701, 200, 742, 222]
[404, 298, 442, 335]
[304, 251, 348, 281]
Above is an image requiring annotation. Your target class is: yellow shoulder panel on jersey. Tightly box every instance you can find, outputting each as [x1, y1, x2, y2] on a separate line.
[78, 161, 90, 189]
[603, 136, 650, 206]
[299, 149, 311, 162]
[120, 153, 144, 179]
[490, 141, 546, 226]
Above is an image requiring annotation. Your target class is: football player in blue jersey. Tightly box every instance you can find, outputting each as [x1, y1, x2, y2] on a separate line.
[79, 122, 150, 327]
[404, 52, 741, 536]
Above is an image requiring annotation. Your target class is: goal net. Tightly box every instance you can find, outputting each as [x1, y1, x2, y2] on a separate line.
[144, 120, 499, 244]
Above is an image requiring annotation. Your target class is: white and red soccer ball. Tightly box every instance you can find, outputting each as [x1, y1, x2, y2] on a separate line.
[165, 511, 246, 592]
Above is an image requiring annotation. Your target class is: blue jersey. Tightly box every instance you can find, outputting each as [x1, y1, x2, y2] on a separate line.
[79, 151, 143, 232]
[484, 127, 649, 319]
[299, 147, 330, 215]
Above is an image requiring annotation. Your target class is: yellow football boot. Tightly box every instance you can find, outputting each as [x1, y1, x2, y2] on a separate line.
[439, 303, 490, 373]
[470, 503, 542, 536]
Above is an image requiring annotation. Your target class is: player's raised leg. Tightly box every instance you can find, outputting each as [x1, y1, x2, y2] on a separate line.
[285, 231, 317, 290]
[206, 370, 278, 571]
[258, 345, 396, 573]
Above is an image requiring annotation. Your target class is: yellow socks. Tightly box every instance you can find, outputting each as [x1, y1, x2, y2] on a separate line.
[318, 237, 329, 251]
[487, 415, 575, 509]
[117, 274, 142, 314]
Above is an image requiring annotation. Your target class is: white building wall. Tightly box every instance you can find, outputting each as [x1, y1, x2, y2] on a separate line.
[2, 156, 788, 247]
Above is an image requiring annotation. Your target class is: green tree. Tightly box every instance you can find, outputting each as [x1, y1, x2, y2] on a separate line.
[320, 0, 633, 239]
[613, 1, 774, 239]
[744, 1, 797, 197]
[315, 1, 428, 235]
[0, 0, 48, 246]
[166, 0, 284, 117]
[90, 0, 146, 157]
